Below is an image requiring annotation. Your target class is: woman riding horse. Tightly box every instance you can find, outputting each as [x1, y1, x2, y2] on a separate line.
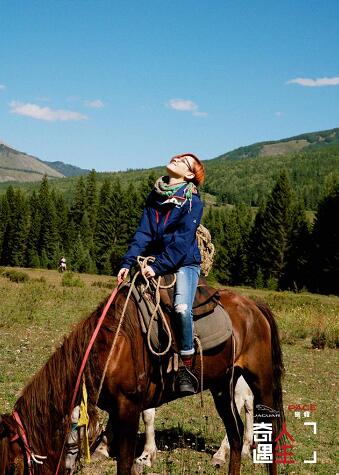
[118, 153, 205, 394]
[0, 155, 285, 474]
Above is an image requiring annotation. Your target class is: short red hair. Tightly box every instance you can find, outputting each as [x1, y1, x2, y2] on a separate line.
[172, 153, 205, 186]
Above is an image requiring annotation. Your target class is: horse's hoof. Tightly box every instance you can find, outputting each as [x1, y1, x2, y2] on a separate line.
[131, 462, 144, 475]
[242, 446, 251, 458]
[211, 456, 226, 467]
[135, 450, 157, 468]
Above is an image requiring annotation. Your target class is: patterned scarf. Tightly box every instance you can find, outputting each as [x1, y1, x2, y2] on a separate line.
[154, 176, 197, 209]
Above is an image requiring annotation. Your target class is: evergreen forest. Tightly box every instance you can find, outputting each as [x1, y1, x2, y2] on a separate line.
[0, 169, 338, 295]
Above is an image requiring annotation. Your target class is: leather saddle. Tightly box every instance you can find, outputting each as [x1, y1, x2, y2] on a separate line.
[131, 274, 232, 354]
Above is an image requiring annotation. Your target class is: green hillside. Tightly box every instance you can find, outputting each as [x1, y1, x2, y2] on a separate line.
[0, 127, 338, 209]
[213, 127, 339, 161]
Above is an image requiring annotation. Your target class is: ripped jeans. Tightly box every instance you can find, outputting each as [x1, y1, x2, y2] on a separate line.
[174, 264, 201, 356]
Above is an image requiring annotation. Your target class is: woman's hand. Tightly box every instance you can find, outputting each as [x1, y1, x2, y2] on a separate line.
[144, 266, 155, 279]
[117, 268, 129, 281]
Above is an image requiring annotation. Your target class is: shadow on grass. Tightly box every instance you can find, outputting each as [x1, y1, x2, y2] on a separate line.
[135, 427, 217, 456]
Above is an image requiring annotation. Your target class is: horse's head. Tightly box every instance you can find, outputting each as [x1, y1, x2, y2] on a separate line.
[0, 414, 25, 475]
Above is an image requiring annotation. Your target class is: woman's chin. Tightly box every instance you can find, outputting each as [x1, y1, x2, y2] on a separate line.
[166, 164, 182, 178]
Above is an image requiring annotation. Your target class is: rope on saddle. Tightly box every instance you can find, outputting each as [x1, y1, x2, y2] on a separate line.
[194, 336, 204, 408]
[95, 256, 175, 404]
[138, 256, 175, 357]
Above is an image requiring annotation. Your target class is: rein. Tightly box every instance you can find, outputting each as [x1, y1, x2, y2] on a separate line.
[54, 277, 123, 475]
[11, 410, 47, 474]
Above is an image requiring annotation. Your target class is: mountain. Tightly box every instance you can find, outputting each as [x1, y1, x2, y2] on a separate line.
[212, 127, 339, 162]
[0, 127, 337, 209]
[39, 160, 90, 177]
[0, 143, 64, 182]
[0, 141, 89, 183]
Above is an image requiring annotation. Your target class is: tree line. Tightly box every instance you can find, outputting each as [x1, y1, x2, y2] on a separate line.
[0, 170, 337, 295]
[203, 146, 339, 208]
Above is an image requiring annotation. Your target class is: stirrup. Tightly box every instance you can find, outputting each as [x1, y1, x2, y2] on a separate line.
[177, 366, 199, 395]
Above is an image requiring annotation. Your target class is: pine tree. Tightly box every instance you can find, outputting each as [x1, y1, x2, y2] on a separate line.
[53, 191, 70, 255]
[94, 180, 114, 274]
[0, 194, 9, 263]
[38, 176, 58, 268]
[247, 204, 266, 285]
[0, 187, 29, 266]
[86, 170, 98, 225]
[70, 176, 86, 231]
[280, 203, 311, 291]
[26, 191, 41, 267]
[311, 185, 339, 294]
[253, 171, 293, 285]
[230, 204, 253, 285]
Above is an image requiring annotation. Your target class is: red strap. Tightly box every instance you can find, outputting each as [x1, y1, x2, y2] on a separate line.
[12, 411, 33, 473]
[55, 279, 123, 475]
[155, 210, 159, 223]
[69, 279, 123, 414]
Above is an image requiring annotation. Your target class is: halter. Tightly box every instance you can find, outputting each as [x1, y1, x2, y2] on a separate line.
[11, 410, 47, 473]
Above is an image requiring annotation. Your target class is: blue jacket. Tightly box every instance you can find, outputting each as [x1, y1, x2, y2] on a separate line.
[121, 184, 203, 275]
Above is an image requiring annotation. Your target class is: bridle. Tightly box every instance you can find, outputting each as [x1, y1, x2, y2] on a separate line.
[8, 411, 46, 474]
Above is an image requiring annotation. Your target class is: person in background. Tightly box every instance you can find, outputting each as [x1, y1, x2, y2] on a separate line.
[59, 256, 67, 272]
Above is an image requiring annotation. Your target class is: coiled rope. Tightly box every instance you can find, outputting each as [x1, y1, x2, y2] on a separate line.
[95, 256, 176, 403]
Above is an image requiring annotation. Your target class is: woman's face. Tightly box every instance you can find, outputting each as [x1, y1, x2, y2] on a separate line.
[166, 155, 195, 181]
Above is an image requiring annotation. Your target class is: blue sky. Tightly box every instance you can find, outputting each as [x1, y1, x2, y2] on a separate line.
[0, 0, 338, 171]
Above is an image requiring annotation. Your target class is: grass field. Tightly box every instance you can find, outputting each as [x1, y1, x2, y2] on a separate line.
[0, 267, 338, 474]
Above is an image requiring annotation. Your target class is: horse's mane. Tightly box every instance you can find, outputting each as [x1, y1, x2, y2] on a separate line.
[12, 286, 141, 473]
[0, 415, 11, 475]
[13, 297, 110, 471]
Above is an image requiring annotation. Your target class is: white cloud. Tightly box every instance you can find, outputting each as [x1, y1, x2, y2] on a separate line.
[275, 111, 284, 117]
[286, 76, 339, 87]
[168, 98, 198, 112]
[167, 98, 207, 117]
[9, 101, 88, 122]
[85, 99, 104, 109]
[0, 84, 6, 91]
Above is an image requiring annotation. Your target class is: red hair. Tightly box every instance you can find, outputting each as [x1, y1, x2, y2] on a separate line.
[172, 153, 205, 186]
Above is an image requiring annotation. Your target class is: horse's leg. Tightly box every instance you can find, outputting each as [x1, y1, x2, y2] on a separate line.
[107, 398, 141, 475]
[135, 408, 157, 468]
[242, 384, 254, 457]
[211, 376, 244, 475]
[211, 434, 229, 467]
[234, 377, 253, 457]
[244, 363, 278, 475]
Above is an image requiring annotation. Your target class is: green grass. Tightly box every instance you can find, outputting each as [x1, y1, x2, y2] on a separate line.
[0, 267, 338, 474]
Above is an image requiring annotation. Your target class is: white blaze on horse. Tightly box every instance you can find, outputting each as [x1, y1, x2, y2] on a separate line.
[65, 406, 109, 474]
[135, 376, 254, 470]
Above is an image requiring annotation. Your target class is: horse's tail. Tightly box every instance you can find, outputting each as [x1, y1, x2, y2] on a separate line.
[255, 301, 285, 436]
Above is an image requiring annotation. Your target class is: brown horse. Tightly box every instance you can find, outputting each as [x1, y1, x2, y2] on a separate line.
[0, 284, 284, 475]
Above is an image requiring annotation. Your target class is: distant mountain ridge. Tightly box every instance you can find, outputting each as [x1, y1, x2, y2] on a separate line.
[0, 128, 339, 201]
[38, 159, 90, 177]
[0, 142, 89, 183]
[213, 127, 339, 162]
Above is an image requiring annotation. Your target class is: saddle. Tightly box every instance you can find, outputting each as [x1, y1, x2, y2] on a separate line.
[131, 275, 232, 354]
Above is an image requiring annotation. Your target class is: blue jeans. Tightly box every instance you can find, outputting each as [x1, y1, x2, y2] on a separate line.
[174, 264, 200, 356]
